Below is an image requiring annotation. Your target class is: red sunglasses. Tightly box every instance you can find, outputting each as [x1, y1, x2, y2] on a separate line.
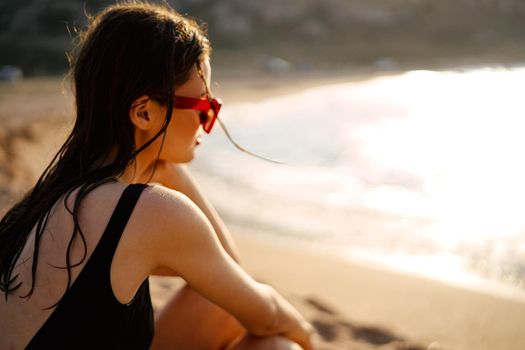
[131, 96, 222, 134]
[172, 96, 222, 134]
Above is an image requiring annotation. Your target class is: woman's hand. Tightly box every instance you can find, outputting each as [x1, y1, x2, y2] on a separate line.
[265, 287, 315, 350]
[284, 319, 315, 350]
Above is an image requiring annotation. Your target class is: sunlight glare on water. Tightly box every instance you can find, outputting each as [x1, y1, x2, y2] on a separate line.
[193, 66, 525, 299]
[351, 69, 525, 242]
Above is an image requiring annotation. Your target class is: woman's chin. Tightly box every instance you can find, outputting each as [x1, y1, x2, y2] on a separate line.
[161, 147, 197, 164]
[174, 152, 195, 164]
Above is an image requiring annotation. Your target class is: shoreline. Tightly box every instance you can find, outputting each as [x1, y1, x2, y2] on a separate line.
[225, 221, 525, 305]
[211, 67, 391, 104]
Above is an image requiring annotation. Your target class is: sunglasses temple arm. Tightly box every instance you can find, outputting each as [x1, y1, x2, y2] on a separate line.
[216, 117, 285, 165]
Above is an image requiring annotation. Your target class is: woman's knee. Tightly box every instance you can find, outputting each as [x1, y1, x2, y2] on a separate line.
[153, 285, 245, 350]
[229, 334, 302, 350]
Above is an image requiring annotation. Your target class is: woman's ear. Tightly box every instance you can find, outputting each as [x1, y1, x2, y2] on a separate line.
[129, 95, 153, 131]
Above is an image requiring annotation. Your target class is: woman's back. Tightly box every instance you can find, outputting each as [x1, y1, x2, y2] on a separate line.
[0, 182, 156, 349]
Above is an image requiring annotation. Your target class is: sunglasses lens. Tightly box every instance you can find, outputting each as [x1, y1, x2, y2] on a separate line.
[199, 111, 208, 124]
[200, 108, 216, 133]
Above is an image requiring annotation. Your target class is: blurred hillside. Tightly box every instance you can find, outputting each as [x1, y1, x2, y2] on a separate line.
[0, 0, 524, 75]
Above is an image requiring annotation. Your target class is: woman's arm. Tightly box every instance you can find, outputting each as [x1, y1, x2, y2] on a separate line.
[140, 185, 313, 349]
[154, 162, 241, 263]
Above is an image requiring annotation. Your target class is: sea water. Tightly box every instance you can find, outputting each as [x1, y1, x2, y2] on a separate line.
[191, 66, 525, 302]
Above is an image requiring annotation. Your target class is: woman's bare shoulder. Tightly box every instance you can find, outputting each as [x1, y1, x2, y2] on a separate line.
[133, 183, 213, 242]
[139, 183, 200, 217]
[130, 183, 218, 275]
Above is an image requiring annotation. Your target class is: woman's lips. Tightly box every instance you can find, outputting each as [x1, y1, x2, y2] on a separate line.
[195, 136, 202, 145]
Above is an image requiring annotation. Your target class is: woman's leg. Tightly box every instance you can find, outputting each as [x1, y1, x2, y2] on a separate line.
[150, 284, 246, 350]
[151, 285, 303, 350]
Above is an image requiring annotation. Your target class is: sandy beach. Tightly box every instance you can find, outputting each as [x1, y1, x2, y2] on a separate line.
[231, 232, 525, 350]
[2, 70, 525, 350]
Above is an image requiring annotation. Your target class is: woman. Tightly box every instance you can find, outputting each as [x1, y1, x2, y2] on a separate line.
[0, 2, 314, 349]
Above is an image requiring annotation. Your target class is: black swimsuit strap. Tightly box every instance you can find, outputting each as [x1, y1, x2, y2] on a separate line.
[88, 183, 148, 277]
[26, 183, 152, 350]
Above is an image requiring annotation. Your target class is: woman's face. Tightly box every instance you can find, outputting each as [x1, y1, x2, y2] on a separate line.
[161, 59, 212, 163]
[132, 59, 212, 164]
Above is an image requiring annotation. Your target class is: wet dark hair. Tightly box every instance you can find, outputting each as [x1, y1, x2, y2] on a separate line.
[0, 1, 210, 308]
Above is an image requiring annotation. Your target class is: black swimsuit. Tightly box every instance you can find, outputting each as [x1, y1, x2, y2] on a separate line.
[26, 184, 154, 349]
